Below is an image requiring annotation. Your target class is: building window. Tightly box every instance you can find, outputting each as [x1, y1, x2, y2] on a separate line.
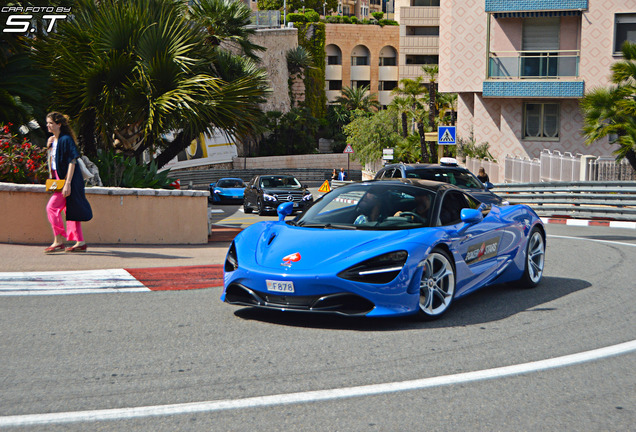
[327, 55, 341, 65]
[615, 14, 636, 54]
[523, 103, 559, 140]
[379, 57, 396, 66]
[406, 26, 439, 36]
[351, 56, 369, 66]
[328, 80, 342, 90]
[405, 55, 438, 65]
[411, 0, 440, 6]
[379, 81, 398, 91]
[351, 80, 371, 89]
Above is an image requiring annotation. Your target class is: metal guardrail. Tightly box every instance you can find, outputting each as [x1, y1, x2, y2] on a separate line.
[491, 181, 636, 221]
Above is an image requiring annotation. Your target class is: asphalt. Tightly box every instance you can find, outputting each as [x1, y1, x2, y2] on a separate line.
[0, 225, 239, 272]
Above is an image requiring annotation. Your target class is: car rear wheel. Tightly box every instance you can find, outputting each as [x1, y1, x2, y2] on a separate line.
[519, 228, 545, 288]
[417, 248, 456, 320]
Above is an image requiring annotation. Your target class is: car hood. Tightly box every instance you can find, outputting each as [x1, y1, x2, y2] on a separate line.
[217, 187, 244, 195]
[249, 223, 410, 271]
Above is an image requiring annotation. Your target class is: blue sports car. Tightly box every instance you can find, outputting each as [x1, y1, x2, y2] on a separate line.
[222, 179, 546, 320]
[209, 178, 246, 203]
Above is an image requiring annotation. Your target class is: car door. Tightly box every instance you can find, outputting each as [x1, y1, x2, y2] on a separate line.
[438, 190, 507, 297]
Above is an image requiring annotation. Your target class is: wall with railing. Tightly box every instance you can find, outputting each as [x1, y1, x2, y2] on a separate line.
[469, 150, 636, 183]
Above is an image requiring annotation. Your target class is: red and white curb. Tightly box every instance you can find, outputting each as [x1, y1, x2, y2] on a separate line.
[0, 265, 223, 296]
[540, 217, 636, 229]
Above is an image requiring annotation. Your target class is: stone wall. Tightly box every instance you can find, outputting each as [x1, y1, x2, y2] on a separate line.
[0, 183, 209, 245]
[233, 154, 363, 170]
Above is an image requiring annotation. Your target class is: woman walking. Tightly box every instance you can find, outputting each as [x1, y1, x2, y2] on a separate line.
[44, 112, 93, 253]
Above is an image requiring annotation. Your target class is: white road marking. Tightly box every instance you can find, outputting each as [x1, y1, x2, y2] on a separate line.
[208, 209, 224, 213]
[1, 340, 634, 427]
[0, 269, 149, 296]
[547, 234, 636, 248]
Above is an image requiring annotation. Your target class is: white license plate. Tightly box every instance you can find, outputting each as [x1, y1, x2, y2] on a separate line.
[266, 280, 295, 293]
[293, 202, 299, 207]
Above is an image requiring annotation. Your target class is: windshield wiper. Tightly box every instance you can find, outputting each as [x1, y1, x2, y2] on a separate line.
[297, 222, 358, 230]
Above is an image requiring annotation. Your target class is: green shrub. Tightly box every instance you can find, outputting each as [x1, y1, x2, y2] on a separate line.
[371, 11, 384, 21]
[304, 10, 319, 22]
[342, 16, 351, 23]
[288, 13, 307, 23]
[94, 149, 175, 188]
[351, 16, 358, 24]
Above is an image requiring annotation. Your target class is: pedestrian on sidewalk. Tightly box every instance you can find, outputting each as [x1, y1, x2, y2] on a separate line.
[44, 112, 93, 253]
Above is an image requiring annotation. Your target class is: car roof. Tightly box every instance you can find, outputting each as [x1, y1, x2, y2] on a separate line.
[382, 162, 468, 171]
[218, 177, 244, 181]
[359, 178, 465, 194]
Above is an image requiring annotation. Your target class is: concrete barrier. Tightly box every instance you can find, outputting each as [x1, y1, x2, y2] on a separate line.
[0, 183, 210, 244]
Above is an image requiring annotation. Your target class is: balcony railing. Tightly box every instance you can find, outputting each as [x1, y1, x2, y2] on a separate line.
[488, 50, 580, 79]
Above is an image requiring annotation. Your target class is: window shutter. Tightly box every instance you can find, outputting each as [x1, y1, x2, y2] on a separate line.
[523, 18, 560, 51]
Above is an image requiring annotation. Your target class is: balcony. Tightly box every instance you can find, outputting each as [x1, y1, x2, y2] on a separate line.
[488, 50, 579, 79]
[485, 0, 588, 13]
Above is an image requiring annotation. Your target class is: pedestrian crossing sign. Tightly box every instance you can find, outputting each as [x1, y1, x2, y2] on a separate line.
[438, 126, 456, 145]
[318, 180, 331, 193]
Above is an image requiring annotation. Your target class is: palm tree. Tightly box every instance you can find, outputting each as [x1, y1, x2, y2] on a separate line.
[581, 41, 636, 171]
[392, 77, 430, 161]
[334, 85, 381, 113]
[437, 92, 458, 126]
[189, 0, 265, 61]
[33, 0, 269, 168]
[388, 95, 411, 138]
[286, 46, 313, 107]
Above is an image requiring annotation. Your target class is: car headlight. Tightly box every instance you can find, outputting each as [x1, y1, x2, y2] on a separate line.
[224, 242, 238, 272]
[214, 189, 221, 194]
[337, 250, 408, 284]
[263, 193, 276, 201]
[302, 193, 313, 201]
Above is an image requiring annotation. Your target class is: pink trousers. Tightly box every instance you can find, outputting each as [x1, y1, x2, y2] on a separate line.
[46, 171, 83, 242]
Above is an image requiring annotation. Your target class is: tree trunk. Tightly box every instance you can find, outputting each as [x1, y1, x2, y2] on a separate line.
[78, 108, 97, 158]
[401, 112, 408, 137]
[155, 131, 192, 169]
[417, 122, 429, 162]
[626, 148, 636, 173]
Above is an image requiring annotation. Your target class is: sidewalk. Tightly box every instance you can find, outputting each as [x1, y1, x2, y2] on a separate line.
[0, 225, 240, 273]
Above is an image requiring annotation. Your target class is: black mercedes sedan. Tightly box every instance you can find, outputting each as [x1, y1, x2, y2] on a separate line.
[243, 175, 313, 216]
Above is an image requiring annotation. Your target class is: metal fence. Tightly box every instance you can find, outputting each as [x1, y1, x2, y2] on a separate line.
[491, 181, 636, 221]
[499, 150, 636, 183]
[465, 157, 501, 183]
[248, 11, 280, 29]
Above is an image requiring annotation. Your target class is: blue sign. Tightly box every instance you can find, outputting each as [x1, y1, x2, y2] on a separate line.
[438, 126, 456, 145]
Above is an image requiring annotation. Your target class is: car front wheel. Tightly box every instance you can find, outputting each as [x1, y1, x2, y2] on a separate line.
[519, 228, 545, 288]
[417, 248, 456, 320]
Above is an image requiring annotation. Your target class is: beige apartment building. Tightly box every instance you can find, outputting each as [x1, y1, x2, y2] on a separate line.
[394, 0, 440, 81]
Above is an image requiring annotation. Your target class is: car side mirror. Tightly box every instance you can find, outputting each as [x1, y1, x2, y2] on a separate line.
[209, 183, 215, 189]
[458, 208, 483, 234]
[277, 202, 294, 221]
[484, 181, 494, 190]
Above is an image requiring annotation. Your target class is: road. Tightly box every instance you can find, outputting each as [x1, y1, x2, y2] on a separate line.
[1, 223, 635, 431]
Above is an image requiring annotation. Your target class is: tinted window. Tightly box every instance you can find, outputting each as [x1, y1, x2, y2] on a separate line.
[439, 191, 471, 226]
[408, 168, 484, 189]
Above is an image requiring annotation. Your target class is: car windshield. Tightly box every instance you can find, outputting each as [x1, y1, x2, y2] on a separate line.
[295, 183, 436, 230]
[260, 176, 301, 188]
[217, 179, 245, 188]
[406, 168, 484, 190]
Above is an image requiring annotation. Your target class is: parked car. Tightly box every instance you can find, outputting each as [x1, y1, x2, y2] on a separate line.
[222, 179, 545, 320]
[375, 158, 502, 204]
[209, 178, 246, 203]
[243, 174, 313, 216]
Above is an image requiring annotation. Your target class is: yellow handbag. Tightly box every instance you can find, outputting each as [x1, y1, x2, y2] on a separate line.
[45, 178, 65, 192]
[46, 148, 65, 192]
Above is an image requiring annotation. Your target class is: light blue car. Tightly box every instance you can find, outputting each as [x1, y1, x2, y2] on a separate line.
[209, 178, 246, 204]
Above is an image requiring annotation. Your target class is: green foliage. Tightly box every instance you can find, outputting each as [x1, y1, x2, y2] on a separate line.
[371, 12, 384, 21]
[343, 110, 404, 165]
[94, 149, 175, 189]
[378, 20, 399, 27]
[350, 16, 358, 24]
[342, 16, 351, 24]
[258, 108, 319, 156]
[288, 13, 307, 23]
[304, 10, 320, 22]
[456, 131, 495, 162]
[581, 41, 636, 170]
[395, 135, 424, 163]
[294, 22, 327, 119]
